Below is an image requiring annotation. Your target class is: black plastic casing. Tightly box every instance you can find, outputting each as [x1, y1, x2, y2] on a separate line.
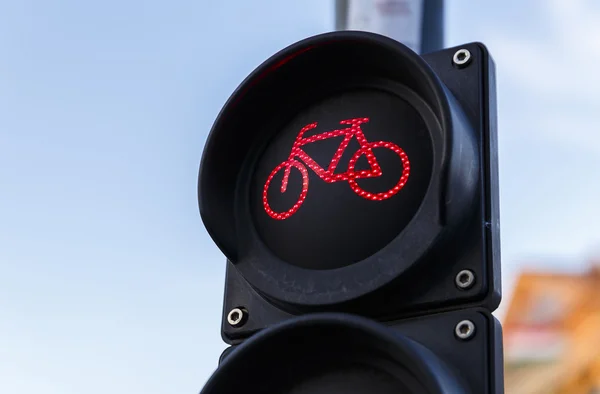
[213, 310, 504, 394]
[217, 41, 500, 342]
[197, 33, 502, 394]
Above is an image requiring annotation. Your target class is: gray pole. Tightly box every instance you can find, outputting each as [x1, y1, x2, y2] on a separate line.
[335, 0, 444, 54]
[335, 0, 349, 31]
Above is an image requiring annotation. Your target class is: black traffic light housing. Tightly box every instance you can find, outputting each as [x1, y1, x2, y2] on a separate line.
[208, 310, 503, 394]
[198, 31, 502, 393]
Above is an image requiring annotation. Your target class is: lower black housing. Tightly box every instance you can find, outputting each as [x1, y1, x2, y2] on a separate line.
[203, 310, 503, 394]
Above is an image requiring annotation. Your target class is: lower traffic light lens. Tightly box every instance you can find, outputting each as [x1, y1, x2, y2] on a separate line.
[201, 314, 468, 394]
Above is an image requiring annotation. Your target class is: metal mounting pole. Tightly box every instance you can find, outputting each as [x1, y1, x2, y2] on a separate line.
[335, 0, 444, 54]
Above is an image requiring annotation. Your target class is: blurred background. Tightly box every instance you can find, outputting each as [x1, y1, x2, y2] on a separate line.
[1, 0, 599, 393]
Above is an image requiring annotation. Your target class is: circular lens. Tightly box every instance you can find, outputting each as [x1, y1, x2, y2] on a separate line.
[252, 88, 434, 270]
[283, 362, 420, 394]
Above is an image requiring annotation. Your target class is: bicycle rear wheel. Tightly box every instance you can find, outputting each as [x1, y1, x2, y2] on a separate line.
[263, 159, 309, 220]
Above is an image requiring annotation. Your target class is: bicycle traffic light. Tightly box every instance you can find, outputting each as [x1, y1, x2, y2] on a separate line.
[198, 31, 503, 393]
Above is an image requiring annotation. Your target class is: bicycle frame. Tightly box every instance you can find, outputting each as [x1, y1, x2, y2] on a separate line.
[281, 118, 382, 192]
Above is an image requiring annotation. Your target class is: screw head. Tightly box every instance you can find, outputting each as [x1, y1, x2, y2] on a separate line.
[455, 320, 476, 340]
[227, 307, 247, 327]
[455, 269, 475, 289]
[453, 48, 472, 68]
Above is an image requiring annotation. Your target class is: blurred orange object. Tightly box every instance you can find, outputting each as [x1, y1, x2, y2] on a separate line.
[504, 265, 600, 393]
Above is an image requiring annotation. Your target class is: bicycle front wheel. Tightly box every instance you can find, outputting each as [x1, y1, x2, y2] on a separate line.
[347, 141, 410, 201]
[262, 159, 309, 220]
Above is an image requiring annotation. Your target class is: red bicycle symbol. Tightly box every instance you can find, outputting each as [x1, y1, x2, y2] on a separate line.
[262, 117, 410, 220]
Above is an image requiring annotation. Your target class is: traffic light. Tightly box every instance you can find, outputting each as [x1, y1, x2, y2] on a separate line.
[198, 31, 502, 393]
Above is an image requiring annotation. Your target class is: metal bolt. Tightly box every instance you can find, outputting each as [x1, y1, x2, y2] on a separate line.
[453, 48, 472, 68]
[227, 307, 247, 327]
[455, 320, 476, 340]
[455, 269, 475, 289]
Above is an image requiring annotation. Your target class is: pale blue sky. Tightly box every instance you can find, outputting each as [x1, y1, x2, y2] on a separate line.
[1, 1, 599, 393]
